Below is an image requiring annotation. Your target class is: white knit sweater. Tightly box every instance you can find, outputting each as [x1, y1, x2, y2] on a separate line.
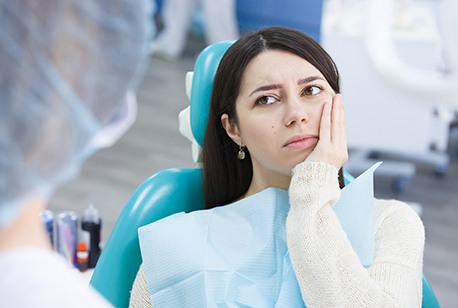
[287, 161, 424, 307]
[129, 161, 425, 307]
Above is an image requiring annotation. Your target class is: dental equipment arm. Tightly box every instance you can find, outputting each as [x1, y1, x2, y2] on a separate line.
[365, 0, 458, 108]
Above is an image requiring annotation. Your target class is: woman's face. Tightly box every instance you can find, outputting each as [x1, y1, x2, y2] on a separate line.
[222, 50, 336, 190]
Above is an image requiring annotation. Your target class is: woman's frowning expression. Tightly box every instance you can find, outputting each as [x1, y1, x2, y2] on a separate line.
[222, 50, 336, 190]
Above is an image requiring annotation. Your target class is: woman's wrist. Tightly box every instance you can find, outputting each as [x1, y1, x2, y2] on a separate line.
[292, 161, 339, 185]
[289, 161, 340, 210]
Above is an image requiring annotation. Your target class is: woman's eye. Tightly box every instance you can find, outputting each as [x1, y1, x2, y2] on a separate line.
[256, 95, 277, 105]
[303, 85, 322, 96]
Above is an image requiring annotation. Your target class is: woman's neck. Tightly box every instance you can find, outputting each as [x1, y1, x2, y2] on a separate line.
[243, 171, 291, 199]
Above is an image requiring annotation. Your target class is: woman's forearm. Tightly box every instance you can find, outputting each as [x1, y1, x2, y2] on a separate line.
[286, 161, 424, 307]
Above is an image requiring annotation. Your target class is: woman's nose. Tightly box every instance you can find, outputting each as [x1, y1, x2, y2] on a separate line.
[284, 98, 310, 127]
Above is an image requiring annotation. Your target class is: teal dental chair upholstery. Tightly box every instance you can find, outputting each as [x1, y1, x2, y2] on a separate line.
[90, 42, 440, 308]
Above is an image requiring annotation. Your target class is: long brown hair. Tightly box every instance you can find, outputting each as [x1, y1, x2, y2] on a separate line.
[202, 26, 344, 209]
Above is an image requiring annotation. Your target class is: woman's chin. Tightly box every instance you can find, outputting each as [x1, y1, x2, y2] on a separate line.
[290, 152, 312, 167]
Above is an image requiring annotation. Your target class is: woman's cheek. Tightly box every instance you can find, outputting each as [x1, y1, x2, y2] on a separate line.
[271, 124, 277, 135]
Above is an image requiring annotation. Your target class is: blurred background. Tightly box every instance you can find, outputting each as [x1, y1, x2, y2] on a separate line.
[48, 0, 457, 306]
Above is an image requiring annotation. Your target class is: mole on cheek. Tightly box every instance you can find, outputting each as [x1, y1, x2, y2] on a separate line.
[272, 125, 276, 134]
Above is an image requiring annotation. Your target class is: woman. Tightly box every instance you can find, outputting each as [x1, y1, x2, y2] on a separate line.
[130, 26, 424, 307]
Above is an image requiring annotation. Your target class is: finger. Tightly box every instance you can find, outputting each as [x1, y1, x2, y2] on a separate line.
[335, 94, 349, 162]
[331, 94, 345, 145]
[339, 96, 348, 152]
[335, 94, 344, 125]
[319, 101, 332, 143]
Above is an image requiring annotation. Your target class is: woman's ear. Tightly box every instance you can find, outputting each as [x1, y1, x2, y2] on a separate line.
[221, 113, 242, 145]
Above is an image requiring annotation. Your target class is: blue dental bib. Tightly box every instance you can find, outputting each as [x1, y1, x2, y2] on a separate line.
[138, 163, 381, 307]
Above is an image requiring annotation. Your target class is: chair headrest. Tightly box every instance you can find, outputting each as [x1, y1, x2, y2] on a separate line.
[189, 41, 234, 147]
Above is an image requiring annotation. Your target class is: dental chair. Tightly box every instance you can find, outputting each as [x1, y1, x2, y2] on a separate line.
[90, 42, 440, 308]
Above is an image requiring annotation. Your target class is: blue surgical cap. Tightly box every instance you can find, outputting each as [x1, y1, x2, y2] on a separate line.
[0, 0, 152, 228]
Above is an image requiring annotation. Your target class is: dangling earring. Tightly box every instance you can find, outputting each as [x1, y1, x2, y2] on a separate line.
[237, 144, 246, 160]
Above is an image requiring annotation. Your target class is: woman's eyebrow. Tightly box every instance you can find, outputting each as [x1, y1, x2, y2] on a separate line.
[297, 76, 325, 85]
[249, 84, 282, 97]
[248, 76, 325, 97]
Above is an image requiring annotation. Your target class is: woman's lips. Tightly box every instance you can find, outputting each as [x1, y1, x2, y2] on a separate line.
[284, 135, 318, 149]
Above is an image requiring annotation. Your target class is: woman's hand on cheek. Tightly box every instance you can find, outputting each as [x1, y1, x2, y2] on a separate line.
[305, 94, 348, 169]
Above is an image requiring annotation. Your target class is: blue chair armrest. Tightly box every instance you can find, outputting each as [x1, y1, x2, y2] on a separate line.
[422, 274, 440, 307]
[90, 168, 204, 307]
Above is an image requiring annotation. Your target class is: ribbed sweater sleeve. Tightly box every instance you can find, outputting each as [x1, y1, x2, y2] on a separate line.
[129, 264, 153, 308]
[286, 161, 425, 307]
